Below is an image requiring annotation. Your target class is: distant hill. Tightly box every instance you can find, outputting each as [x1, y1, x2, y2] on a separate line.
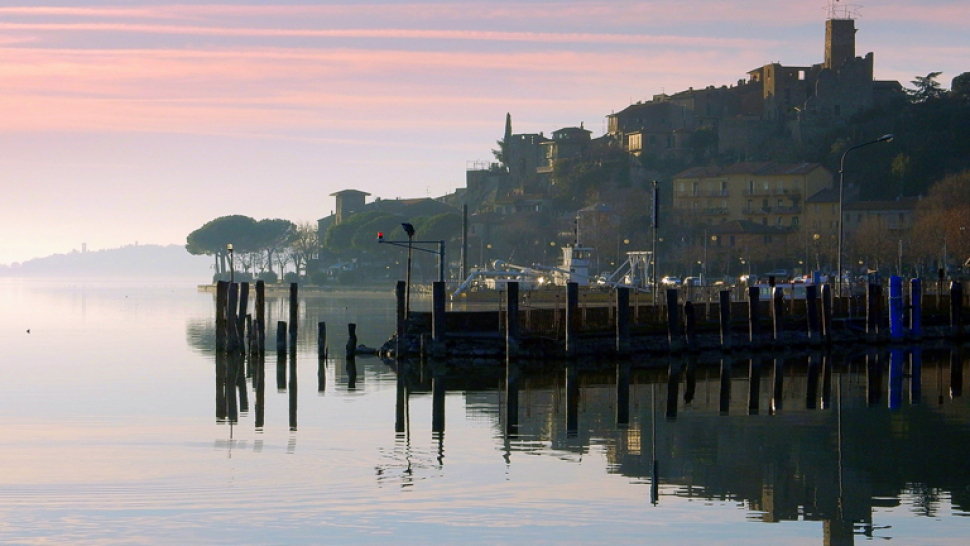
[0, 244, 212, 279]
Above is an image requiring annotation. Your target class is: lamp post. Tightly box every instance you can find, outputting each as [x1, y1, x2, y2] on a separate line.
[837, 134, 893, 298]
[402, 223, 415, 320]
[227, 243, 234, 283]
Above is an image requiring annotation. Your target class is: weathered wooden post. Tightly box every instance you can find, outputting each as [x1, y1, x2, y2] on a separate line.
[719, 290, 732, 351]
[747, 357, 762, 415]
[216, 281, 228, 352]
[432, 280, 447, 358]
[245, 315, 254, 355]
[227, 282, 239, 353]
[506, 281, 519, 359]
[237, 282, 249, 355]
[950, 281, 964, 340]
[684, 301, 697, 352]
[771, 286, 784, 344]
[615, 287, 630, 357]
[718, 359, 732, 414]
[889, 276, 904, 342]
[317, 321, 327, 359]
[346, 323, 358, 358]
[770, 358, 784, 414]
[806, 284, 821, 346]
[395, 280, 406, 358]
[255, 280, 266, 355]
[565, 282, 579, 358]
[910, 278, 922, 341]
[667, 288, 684, 352]
[821, 283, 833, 345]
[748, 286, 762, 349]
[288, 282, 298, 351]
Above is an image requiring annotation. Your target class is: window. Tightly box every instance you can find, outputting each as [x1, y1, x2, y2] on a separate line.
[792, 217, 799, 226]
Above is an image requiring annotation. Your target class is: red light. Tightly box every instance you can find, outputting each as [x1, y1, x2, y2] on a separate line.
[377, 232, 384, 241]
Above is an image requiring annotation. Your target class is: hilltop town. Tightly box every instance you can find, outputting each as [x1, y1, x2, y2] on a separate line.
[187, 8, 970, 286]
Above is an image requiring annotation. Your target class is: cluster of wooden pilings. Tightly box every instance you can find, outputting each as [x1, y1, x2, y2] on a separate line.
[391, 277, 967, 361]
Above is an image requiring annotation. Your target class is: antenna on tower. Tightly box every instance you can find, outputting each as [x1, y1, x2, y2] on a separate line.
[825, 1, 861, 20]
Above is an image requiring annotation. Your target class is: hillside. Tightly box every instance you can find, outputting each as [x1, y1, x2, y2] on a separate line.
[0, 244, 211, 279]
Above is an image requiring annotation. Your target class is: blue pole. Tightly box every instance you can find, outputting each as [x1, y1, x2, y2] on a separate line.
[910, 278, 922, 339]
[889, 275, 904, 340]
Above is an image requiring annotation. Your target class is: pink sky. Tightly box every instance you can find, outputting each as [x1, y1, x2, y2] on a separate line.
[1, 1, 966, 264]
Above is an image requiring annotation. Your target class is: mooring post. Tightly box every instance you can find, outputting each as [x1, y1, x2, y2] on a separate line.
[288, 282, 298, 351]
[616, 287, 631, 357]
[216, 281, 228, 352]
[346, 323, 358, 358]
[237, 282, 250, 355]
[910, 278, 922, 340]
[821, 283, 833, 345]
[684, 301, 697, 352]
[318, 321, 327, 359]
[771, 286, 784, 344]
[245, 315, 254, 355]
[276, 320, 286, 355]
[565, 282, 579, 358]
[951, 281, 964, 340]
[718, 290, 732, 351]
[748, 286, 761, 349]
[806, 284, 820, 346]
[667, 288, 684, 352]
[227, 282, 239, 354]
[255, 280, 266, 355]
[432, 280, 447, 358]
[866, 282, 879, 342]
[506, 281, 519, 359]
[889, 276, 904, 342]
[395, 280, 406, 357]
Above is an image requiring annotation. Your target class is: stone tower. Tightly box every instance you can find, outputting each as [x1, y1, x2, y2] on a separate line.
[824, 16, 856, 70]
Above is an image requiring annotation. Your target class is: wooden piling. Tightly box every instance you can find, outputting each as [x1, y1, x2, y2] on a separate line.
[506, 281, 519, 359]
[748, 286, 761, 349]
[616, 287, 630, 357]
[667, 288, 684, 352]
[806, 284, 820, 346]
[288, 282, 298, 350]
[718, 359, 731, 414]
[718, 290, 732, 350]
[565, 282, 579, 358]
[346, 323, 358, 358]
[227, 282, 239, 354]
[433, 281, 447, 358]
[771, 286, 784, 344]
[821, 284, 833, 345]
[255, 280, 265, 355]
[216, 281, 228, 352]
[684, 301, 697, 352]
[276, 320, 287, 355]
[951, 281, 964, 340]
[317, 321, 327, 359]
[910, 278, 922, 340]
[237, 282, 249, 355]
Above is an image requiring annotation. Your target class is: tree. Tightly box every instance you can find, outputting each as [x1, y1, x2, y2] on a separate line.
[906, 71, 946, 103]
[186, 215, 258, 276]
[910, 170, 970, 269]
[253, 219, 296, 278]
[289, 221, 319, 276]
[952, 72, 970, 103]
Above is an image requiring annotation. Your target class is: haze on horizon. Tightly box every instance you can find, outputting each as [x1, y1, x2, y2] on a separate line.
[1, 0, 967, 265]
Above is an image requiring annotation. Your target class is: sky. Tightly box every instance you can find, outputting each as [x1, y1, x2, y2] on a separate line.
[1, 0, 967, 264]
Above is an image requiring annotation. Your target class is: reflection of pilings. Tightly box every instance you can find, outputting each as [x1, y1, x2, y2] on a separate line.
[276, 352, 286, 391]
[807, 285, 821, 346]
[821, 284, 833, 345]
[684, 301, 696, 351]
[346, 357, 357, 391]
[821, 351, 833, 410]
[505, 359, 520, 436]
[616, 287, 630, 357]
[236, 354, 249, 413]
[288, 351, 297, 431]
[565, 282, 579, 358]
[748, 287, 762, 349]
[719, 359, 732, 415]
[226, 353, 239, 423]
[317, 352, 326, 393]
[288, 282, 298, 352]
[951, 346, 963, 398]
[276, 321, 286, 355]
[770, 358, 784, 414]
[951, 282, 964, 341]
[616, 362, 630, 427]
[216, 352, 227, 421]
[748, 358, 762, 415]
[318, 322, 327, 359]
[667, 288, 683, 352]
[867, 353, 883, 407]
[346, 323, 357, 358]
[806, 352, 820, 410]
[395, 362, 408, 434]
[566, 362, 579, 436]
[432, 361, 446, 434]
[719, 290, 732, 350]
[684, 355, 697, 405]
[889, 349, 904, 409]
[666, 360, 681, 420]
[254, 353, 265, 430]
[909, 348, 922, 404]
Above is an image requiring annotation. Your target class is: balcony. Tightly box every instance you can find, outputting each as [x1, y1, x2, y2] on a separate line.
[743, 207, 771, 215]
[700, 207, 729, 215]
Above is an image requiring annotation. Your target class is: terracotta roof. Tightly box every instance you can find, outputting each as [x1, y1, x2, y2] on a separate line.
[806, 187, 840, 203]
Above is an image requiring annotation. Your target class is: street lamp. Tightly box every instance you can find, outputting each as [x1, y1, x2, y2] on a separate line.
[227, 243, 234, 283]
[402, 222, 415, 320]
[837, 134, 893, 298]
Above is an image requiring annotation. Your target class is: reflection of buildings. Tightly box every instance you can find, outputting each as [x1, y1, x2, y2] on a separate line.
[402, 349, 970, 546]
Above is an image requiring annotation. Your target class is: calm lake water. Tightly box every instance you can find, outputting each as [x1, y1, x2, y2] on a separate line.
[2, 278, 969, 545]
